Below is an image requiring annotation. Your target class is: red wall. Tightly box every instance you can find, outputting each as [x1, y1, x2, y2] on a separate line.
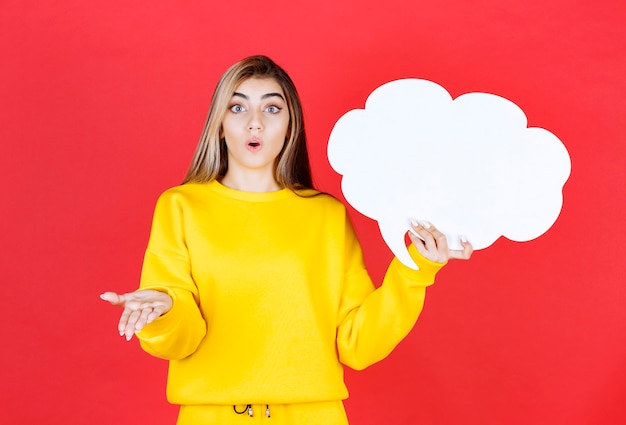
[1, 0, 625, 424]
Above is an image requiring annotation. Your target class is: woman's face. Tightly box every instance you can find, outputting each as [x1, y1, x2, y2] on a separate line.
[221, 77, 290, 179]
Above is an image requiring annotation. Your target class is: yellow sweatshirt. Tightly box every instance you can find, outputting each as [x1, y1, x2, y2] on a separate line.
[137, 180, 444, 406]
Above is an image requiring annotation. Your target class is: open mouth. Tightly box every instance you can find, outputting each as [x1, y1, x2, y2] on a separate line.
[247, 137, 262, 151]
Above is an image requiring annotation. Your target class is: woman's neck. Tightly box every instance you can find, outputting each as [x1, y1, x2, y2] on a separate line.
[220, 169, 282, 193]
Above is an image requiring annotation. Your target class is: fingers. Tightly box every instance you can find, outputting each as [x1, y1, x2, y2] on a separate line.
[118, 307, 133, 338]
[408, 219, 473, 263]
[448, 237, 474, 260]
[100, 291, 126, 305]
[409, 219, 449, 263]
[119, 305, 153, 341]
[124, 309, 142, 340]
[148, 305, 168, 323]
[134, 307, 156, 334]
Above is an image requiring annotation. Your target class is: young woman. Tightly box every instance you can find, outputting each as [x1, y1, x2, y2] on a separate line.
[101, 55, 472, 424]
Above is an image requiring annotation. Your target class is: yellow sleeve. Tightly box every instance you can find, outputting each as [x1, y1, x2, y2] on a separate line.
[336, 221, 445, 371]
[135, 190, 207, 360]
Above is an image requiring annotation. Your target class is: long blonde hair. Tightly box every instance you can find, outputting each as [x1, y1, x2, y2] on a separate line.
[183, 55, 313, 190]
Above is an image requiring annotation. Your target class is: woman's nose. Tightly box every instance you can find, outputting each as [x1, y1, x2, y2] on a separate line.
[247, 110, 263, 131]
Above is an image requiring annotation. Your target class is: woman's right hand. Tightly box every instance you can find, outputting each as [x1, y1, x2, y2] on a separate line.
[100, 290, 173, 341]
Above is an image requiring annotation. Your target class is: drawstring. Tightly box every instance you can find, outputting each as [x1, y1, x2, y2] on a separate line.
[233, 404, 271, 418]
[233, 404, 252, 416]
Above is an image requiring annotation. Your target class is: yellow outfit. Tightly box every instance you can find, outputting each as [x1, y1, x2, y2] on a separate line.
[137, 180, 444, 424]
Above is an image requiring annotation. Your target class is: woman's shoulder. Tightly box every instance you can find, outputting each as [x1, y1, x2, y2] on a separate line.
[159, 183, 199, 197]
[154, 182, 209, 205]
[294, 189, 347, 212]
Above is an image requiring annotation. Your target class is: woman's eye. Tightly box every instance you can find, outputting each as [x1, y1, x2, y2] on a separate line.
[265, 105, 281, 114]
[230, 104, 245, 113]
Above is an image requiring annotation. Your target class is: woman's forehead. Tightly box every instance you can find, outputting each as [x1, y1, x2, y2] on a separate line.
[233, 77, 284, 97]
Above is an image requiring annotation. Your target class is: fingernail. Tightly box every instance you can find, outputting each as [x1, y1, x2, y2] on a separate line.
[410, 218, 419, 227]
[422, 220, 431, 229]
[460, 235, 468, 243]
[126, 333, 132, 341]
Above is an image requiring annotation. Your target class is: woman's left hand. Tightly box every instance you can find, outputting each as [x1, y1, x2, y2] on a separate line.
[408, 219, 473, 263]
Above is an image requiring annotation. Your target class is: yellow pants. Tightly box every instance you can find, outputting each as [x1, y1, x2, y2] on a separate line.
[177, 401, 349, 425]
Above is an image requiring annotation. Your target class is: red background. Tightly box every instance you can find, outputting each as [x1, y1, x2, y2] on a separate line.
[1, 0, 625, 424]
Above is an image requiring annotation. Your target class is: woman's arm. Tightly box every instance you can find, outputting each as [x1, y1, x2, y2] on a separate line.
[101, 189, 207, 359]
[336, 219, 471, 370]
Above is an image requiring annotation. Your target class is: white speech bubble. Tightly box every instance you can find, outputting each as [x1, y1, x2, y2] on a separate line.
[327, 79, 571, 269]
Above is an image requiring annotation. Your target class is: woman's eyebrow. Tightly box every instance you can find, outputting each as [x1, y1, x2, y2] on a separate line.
[232, 92, 285, 101]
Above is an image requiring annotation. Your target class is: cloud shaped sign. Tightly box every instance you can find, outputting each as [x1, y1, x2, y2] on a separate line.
[327, 79, 571, 269]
